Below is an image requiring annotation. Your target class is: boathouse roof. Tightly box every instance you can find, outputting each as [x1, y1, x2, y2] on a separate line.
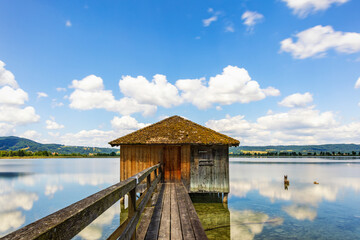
[109, 115, 240, 146]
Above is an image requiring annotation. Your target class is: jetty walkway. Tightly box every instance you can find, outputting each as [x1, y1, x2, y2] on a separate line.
[2, 164, 208, 240]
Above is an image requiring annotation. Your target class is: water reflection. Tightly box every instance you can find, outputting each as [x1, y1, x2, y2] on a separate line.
[282, 204, 317, 221]
[230, 210, 283, 240]
[226, 159, 360, 239]
[191, 195, 231, 239]
[0, 211, 25, 233]
[77, 203, 120, 240]
[0, 158, 120, 238]
[44, 184, 64, 198]
[1, 158, 360, 239]
[192, 194, 284, 240]
[193, 159, 360, 239]
[0, 190, 38, 235]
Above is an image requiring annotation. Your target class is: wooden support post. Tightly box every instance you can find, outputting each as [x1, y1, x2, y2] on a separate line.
[159, 163, 163, 182]
[128, 188, 137, 240]
[223, 193, 228, 203]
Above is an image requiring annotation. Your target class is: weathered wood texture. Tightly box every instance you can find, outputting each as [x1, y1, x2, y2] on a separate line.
[180, 145, 191, 190]
[163, 146, 181, 182]
[3, 164, 161, 240]
[136, 184, 163, 240]
[121, 145, 188, 184]
[158, 184, 171, 239]
[121, 144, 229, 193]
[145, 184, 165, 240]
[120, 145, 164, 181]
[143, 183, 208, 240]
[190, 145, 229, 193]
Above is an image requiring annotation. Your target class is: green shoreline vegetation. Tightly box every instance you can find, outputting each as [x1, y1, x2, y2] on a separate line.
[0, 150, 119, 158]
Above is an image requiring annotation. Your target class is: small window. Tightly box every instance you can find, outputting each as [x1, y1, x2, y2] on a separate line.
[198, 149, 213, 166]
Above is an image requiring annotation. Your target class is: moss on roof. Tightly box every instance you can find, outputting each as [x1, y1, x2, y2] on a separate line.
[109, 115, 240, 146]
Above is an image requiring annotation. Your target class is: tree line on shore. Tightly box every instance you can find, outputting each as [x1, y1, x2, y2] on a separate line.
[231, 151, 360, 156]
[0, 150, 119, 157]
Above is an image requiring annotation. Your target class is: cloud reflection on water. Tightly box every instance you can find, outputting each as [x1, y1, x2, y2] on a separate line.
[0, 191, 38, 236]
[230, 210, 283, 240]
[282, 204, 317, 221]
[0, 211, 25, 233]
[229, 162, 360, 224]
[0, 158, 120, 238]
[77, 203, 120, 240]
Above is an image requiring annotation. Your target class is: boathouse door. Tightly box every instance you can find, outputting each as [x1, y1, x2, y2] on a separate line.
[163, 146, 181, 182]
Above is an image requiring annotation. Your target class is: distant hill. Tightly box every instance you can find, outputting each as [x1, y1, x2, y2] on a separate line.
[2, 136, 359, 156]
[0, 136, 118, 155]
[230, 144, 360, 154]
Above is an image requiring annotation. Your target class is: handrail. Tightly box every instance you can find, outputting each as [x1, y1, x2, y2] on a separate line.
[2, 163, 162, 240]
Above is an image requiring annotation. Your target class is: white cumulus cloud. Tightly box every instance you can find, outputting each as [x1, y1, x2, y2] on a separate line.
[176, 65, 280, 109]
[278, 92, 313, 107]
[0, 61, 18, 88]
[0, 86, 28, 105]
[241, 11, 264, 30]
[205, 105, 360, 145]
[65, 20, 72, 27]
[119, 74, 183, 108]
[0, 106, 40, 125]
[0, 123, 15, 135]
[20, 130, 42, 140]
[257, 107, 337, 130]
[60, 129, 118, 147]
[0, 61, 40, 128]
[280, 25, 360, 59]
[281, 0, 349, 18]
[70, 75, 103, 91]
[69, 75, 157, 116]
[46, 119, 65, 130]
[52, 116, 149, 147]
[111, 115, 148, 131]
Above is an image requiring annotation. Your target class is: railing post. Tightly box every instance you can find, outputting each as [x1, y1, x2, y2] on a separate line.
[128, 188, 136, 240]
[147, 174, 151, 190]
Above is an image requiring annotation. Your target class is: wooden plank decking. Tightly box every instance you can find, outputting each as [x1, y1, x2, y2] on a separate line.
[140, 183, 208, 240]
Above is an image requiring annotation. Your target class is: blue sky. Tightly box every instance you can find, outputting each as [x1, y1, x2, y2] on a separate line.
[1, 0, 360, 147]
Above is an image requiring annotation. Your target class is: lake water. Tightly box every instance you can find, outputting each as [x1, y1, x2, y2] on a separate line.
[1, 158, 360, 239]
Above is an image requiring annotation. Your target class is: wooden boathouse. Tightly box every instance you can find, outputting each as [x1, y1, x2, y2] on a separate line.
[109, 115, 240, 197]
[4, 116, 239, 240]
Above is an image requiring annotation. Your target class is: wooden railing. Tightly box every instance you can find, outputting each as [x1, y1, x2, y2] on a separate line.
[2, 163, 162, 240]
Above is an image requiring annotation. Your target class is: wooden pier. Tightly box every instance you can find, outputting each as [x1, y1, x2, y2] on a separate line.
[140, 183, 207, 240]
[2, 164, 208, 240]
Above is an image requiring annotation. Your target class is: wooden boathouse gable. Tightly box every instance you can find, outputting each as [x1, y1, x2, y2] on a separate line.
[109, 115, 239, 194]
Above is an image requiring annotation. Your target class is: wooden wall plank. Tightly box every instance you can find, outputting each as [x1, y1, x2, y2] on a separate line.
[190, 145, 198, 192]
